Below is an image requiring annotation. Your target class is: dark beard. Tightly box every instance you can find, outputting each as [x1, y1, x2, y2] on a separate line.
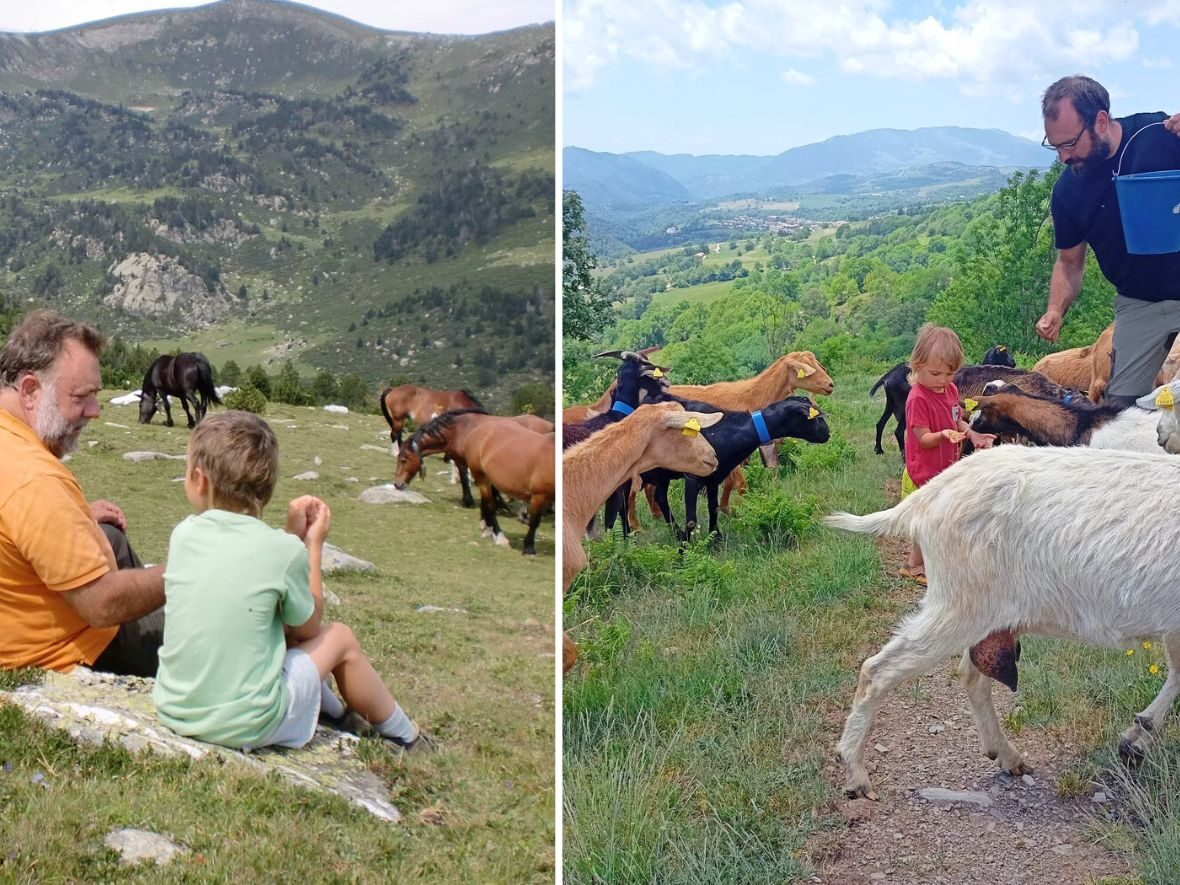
[1068, 133, 1112, 177]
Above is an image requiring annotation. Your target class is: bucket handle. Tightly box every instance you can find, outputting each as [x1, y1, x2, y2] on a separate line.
[1113, 120, 1167, 180]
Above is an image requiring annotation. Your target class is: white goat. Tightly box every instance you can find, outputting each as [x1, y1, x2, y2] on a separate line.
[1137, 380, 1180, 455]
[824, 445, 1180, 800]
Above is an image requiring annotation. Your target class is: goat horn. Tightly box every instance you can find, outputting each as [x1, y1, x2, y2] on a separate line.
[593, 349, 625, 360]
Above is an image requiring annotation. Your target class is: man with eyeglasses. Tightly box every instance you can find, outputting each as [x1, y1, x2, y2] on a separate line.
[1035, 75, 1180, 407]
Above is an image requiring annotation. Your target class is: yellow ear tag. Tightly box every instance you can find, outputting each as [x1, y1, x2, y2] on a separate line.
[796, 368, 806, 379]
[652, 368, 664, 378]
[963, 398, 979, 413]
[808, 407, 819, 419]
[998, 345, 1007, 352]
[681, 417, 701, 437]
[1157, 388, 1175, 410]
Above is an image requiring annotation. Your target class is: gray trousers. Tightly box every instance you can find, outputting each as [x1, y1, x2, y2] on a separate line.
[89, 524, 165, 678]
[1107, 295, 1180, 400]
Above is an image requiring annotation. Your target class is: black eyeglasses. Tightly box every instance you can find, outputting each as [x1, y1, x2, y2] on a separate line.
[1042, 123, 1088, 152]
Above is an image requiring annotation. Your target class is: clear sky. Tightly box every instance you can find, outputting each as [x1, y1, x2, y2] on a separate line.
[563, 0, 1180, 155]
[0, 0, 553, 37]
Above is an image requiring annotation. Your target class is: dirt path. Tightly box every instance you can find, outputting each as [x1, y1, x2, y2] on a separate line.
[806, 529, 1132, 884]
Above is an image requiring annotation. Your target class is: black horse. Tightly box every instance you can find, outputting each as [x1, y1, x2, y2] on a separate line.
[139, 353, 221, 427]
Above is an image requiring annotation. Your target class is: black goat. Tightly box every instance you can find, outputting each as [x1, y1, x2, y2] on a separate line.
[870, 346, 1021, 455]
[563, 351, 669, 536]
[607, 395, 830, 541]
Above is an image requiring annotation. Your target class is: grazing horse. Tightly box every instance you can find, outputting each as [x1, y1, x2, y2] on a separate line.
[378, 384, 483, 455]
[394, 410, 555, 555]
[139, 353, 220, 427]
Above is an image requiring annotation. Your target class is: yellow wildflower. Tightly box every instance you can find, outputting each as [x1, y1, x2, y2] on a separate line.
[1126, 649, 1135, 656]
[1150, 664, 1161, 675]
[1143, 640, 1154, 650]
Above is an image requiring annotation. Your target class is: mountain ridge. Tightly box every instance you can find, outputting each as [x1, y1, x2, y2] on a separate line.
[0, 0, 555, 409]
[565, 126, 1050, 206]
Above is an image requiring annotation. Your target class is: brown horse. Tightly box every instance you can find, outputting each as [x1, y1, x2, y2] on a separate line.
[394, 410, 555, 555]
[378, 384, 483, 454]
[397, 411, 553, 507]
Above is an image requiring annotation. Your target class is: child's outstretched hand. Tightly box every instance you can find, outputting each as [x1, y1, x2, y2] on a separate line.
[305, 498, 332, 547]
[286, 495, 331, 544]
[942, 428, 967, 444]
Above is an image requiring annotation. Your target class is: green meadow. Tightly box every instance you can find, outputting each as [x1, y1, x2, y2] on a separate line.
[562, 371, 1180, 882]
[0, 398, 555, 882]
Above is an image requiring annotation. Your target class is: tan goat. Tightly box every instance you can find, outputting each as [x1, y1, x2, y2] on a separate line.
[562, 402, 722, 672]
[1036, 323, 1180, 403]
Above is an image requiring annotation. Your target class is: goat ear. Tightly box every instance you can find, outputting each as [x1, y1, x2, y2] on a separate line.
[666, 410, 722, 430]
[788, 360, 816, 379]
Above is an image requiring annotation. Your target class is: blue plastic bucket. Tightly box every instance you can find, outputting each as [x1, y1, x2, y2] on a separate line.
[1112, 121, 1180, 255]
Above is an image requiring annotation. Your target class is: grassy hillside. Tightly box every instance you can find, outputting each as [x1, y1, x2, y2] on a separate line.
[1, 397, 555, 880]
[0, 0, 555, 411]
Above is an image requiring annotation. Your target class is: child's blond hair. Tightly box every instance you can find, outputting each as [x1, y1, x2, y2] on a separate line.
[910, 323, 965, 373]
[187, 411, 279, 515]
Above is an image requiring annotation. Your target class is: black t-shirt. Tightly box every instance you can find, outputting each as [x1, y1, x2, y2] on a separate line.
[1050, 111, 1180, 302]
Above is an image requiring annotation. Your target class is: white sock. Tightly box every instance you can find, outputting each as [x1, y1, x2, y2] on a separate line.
[320, 680, 346, 719]
[373, 704, 416, 741]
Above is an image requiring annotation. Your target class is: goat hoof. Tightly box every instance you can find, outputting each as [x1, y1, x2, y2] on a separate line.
[1119, 737, 1146, 765]
[873, 447, 884, 455]
[985, 751, 998, 761]
[844, 783, 879, 801]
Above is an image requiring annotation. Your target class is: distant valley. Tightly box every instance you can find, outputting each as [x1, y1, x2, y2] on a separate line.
[564, 128, 1050, 254]
[0, 0, 555, 409]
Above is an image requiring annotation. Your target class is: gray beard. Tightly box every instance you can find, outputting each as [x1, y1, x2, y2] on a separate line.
[34, 384, 84, 459]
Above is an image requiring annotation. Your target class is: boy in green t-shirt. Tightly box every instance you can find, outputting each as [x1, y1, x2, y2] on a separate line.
[153, 410, 423, 751]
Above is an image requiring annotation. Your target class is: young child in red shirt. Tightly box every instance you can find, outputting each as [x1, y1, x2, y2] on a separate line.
[899, 324, 996, 585]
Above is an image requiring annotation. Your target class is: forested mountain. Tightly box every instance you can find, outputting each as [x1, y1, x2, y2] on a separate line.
[563, 167, 1117, 404]
[566, 127, 1048, 205]
[0, 0, 555, 407]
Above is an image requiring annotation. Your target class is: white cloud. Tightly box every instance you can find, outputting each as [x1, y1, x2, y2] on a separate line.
[780, 68, 813, 86]
[564, 0, 1173, 94]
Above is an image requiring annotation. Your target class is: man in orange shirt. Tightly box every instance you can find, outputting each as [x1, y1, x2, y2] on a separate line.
[0, 309, 164, 675]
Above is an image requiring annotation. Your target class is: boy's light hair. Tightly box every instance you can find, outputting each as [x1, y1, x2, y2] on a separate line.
[910, 323, 964, 373]
[187, 411, 279, 515]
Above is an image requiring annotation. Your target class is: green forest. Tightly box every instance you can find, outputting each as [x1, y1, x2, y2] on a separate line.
[563, 164, 1117, 401]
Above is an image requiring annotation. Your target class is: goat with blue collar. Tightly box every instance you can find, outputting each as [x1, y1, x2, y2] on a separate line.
[607, 394, 830, 541]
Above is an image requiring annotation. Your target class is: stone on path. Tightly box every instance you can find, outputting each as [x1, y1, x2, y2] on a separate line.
[416, 605, 468, 614]
[124, 451, 186, 462]
[292, 471, 319, 480]
[359, 484, 429, 505]
[2, 669, 400, 823]
[104, 829, 188, 866]
[916, 786, 993, 807]
[360, 444, 387, 452]
[321, 543, 375, 574]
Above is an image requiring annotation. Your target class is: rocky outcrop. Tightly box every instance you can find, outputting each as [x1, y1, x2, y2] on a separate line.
[103, 253, 231, 324]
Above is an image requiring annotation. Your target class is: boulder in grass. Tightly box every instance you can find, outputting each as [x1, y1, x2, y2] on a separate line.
[124, 451, 186, 462]
[358, 484, 430, 505]
[104, 829, 188, 866]
[1, 669, 400, 823]
[321, 543, 375, 574]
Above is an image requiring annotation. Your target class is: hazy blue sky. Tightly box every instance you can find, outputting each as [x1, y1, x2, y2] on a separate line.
[0, 0, 552, 36]
[564, 0, 1180, 155]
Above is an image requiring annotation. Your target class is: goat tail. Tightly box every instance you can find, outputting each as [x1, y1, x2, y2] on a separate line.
[869, 374, 887, 398]
[823, 505, 912, 540]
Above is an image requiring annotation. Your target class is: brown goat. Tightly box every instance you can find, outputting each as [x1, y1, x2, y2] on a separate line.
[562, 403, 722, 672]
[1036, 324, 1180, 404]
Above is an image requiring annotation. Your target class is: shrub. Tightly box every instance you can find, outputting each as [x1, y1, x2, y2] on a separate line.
[223, 384, 267, 414]
[779, 433, 857, 473]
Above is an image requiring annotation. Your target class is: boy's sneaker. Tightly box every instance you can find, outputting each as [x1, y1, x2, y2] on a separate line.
[382, 721, 438, 753]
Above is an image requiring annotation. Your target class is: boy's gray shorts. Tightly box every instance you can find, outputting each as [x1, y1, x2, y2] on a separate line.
[1108, 296, 1180, 398]
[257, 648, 322, 749]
